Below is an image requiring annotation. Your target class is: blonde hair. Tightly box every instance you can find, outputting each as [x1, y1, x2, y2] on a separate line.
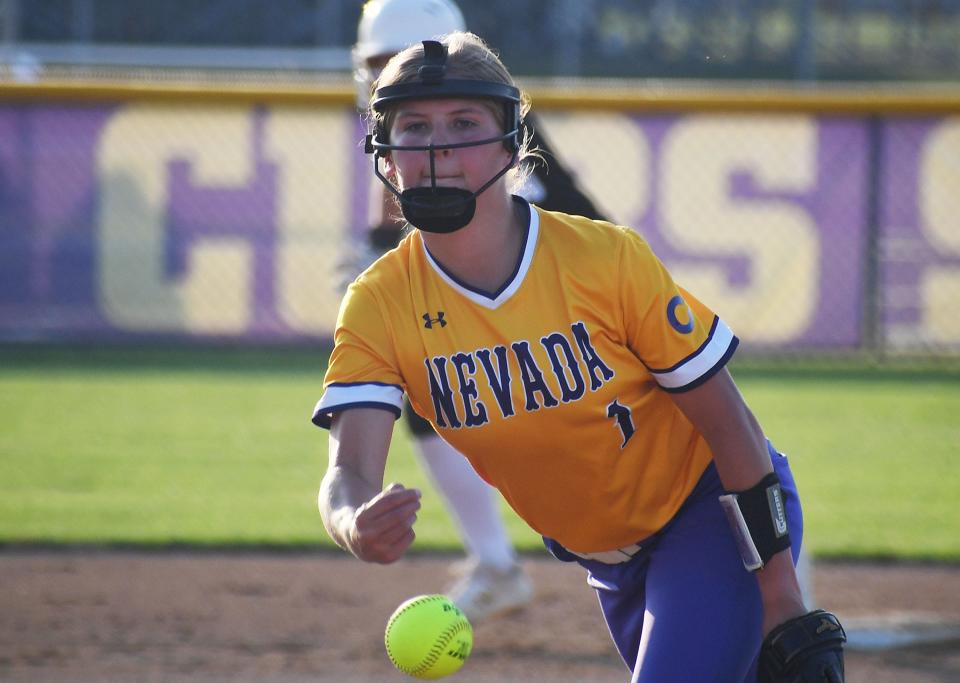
[370, 31, 537, 191]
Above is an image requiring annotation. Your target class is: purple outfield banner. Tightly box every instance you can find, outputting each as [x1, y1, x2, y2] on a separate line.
[0, 100, 956, 351]
[878, 118, 960, 351]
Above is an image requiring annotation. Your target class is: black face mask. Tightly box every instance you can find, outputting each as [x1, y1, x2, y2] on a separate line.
[370, 133, 518, 234]
[399, 187, 476, 234]
[365, 40, 522, 234]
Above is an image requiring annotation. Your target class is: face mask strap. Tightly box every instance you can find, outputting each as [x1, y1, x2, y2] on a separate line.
[373, 152, 403, 201]
[468, 150, 518, 199]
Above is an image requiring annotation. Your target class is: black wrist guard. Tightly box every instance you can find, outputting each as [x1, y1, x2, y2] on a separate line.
[719, 472, 792, 571]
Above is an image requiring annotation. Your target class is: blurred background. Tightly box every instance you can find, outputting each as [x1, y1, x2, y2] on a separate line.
[0, 1, 957, 557]
[3, 0, 960, 80]
[1, 0, 958, 359]
[1, 8, 958, 681]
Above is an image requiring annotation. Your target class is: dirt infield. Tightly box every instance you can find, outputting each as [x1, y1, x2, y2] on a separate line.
[2, 550, 959, 683]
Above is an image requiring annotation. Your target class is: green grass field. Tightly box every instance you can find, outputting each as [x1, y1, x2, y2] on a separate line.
[1, 345, 957, 561]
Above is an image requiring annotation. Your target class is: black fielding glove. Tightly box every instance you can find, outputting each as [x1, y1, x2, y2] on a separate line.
[758, 609, 846, 683]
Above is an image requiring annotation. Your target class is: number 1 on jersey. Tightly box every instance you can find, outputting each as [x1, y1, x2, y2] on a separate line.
[606, 399, 635, 448]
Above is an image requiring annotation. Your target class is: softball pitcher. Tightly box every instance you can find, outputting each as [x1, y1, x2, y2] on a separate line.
[346, 0, 608, 623]
[314, 32, 845, 681]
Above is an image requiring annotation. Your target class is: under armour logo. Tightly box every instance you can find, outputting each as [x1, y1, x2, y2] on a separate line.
[423, 312, 447, 329]
[816, 618, 840, 634]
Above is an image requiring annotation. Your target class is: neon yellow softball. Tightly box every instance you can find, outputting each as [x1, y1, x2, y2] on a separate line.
[384, 594, 473, 679]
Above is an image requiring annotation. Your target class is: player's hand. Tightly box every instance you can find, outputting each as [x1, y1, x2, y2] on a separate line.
[347, 483, 421, 564]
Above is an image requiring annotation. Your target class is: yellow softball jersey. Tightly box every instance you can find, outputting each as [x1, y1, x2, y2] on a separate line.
[313, 199, 738, 554]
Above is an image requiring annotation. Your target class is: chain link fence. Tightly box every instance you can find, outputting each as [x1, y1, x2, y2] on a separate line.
[1, 1, 958, 360]
[0, 78, 957, 360]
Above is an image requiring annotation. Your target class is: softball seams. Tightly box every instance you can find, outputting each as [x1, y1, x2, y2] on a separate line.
[385, 595, 469, 676]
[410, 619, 469, 677]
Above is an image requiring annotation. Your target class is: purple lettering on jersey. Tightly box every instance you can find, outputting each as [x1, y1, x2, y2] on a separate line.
[426, 325, 613, 427]
[541, 332, 587, 402]
[511, 340, 560, 411]
[451, 352, 488, 427]
[476, 347, 515, 418]
[572, 322, 615, 390]
[424, 356, 462, 428]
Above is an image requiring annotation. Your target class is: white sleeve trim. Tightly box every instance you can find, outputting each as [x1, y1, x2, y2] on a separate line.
[650, 317, 737, 390]
[311, 382, 405, 427]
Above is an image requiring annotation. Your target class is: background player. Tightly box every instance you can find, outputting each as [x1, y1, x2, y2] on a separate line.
[347, 0, 607, 622]
[316, 32, 844, 680]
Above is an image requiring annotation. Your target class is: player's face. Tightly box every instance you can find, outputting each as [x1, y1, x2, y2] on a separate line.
[384, 97, 511, 194]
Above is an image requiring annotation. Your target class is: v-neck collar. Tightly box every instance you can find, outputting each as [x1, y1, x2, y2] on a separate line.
[420, 197, 539, 310]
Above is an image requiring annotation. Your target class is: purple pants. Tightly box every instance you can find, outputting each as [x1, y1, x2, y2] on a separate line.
[544, 443, 803, 682]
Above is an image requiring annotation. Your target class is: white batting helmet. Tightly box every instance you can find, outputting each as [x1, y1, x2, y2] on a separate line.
[355, 0, 466, 60]
[353, 0, 466, 107]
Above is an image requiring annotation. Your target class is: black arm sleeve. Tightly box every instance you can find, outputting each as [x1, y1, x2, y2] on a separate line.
[523, 112, 608, 222]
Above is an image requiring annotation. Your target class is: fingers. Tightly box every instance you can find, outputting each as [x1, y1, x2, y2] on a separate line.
[364, 484, 421, 522]
[383, 481, 421, 501]
[351, 483, 422, 564]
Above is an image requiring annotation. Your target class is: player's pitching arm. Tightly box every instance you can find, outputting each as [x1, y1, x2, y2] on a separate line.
[319, 407, 422, 564]
[668, 368, 807, 636]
